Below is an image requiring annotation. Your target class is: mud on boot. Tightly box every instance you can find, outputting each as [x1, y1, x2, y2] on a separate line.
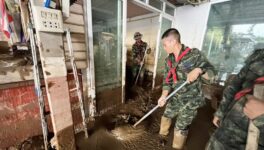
[158, 116, 172, 147]
[159, 135, 168, 146]
[172, 129, 188, 150]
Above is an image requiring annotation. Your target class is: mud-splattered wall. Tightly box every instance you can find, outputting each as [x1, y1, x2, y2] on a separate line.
[0, 81, 46, 148]
[0, 73, 83, 148]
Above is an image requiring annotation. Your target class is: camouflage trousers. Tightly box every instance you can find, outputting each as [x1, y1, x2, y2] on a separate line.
[163, 96, 205, 130]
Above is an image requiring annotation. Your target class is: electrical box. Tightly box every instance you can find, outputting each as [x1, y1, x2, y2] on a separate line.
[32, 6, 63, 33]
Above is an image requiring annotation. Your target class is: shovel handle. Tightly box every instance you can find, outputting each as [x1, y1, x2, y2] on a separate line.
[133, 81, 188, 127]
[134, 46, 149, 85]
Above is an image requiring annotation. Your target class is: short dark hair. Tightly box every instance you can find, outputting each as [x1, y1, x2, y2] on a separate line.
[161, 28, 181, 43]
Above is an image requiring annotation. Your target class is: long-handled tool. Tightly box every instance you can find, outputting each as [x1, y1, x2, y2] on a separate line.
[134, 46, 148, 85]
[28, 24, 49, 150]
[133, 81, 188, 127]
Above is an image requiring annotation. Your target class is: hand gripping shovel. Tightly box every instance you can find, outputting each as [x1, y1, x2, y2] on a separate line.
[133, 81, 188, 127]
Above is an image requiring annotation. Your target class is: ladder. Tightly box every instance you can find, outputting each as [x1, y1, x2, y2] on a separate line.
[65, 28, 88, 138]
[28, 24, 49, 150]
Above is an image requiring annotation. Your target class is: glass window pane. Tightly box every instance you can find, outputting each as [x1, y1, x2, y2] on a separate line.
[202, 0, 264, 81]
[149, 0, 163, 10]
[91, 0, 123, 92]
[165, 4, 174, 16]
[156, 18, 172, 74]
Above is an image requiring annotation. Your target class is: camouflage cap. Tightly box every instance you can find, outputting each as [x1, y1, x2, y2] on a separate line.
[134, 32, 142, 40]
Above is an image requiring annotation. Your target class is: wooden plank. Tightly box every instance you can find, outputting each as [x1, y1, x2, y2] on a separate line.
[70, 3, 83, 14]
[65, 51, 87, 60]
[36, 31, 75, 149]
[64, 42, 86, 51]
[64, 13, 84, 26]
[46, 76, 75, 149]
[66, 61, 87, 69]
[37, 32, 65, 57]
[64, 23, 85, 34]
[42, 57, 67, 78]
[63, 34, 85, 43]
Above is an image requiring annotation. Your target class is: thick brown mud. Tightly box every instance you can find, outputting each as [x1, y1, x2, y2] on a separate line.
[7, 84, 215, 150]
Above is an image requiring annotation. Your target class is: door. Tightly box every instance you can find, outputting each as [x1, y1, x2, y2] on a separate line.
[91, 0, 123, 112]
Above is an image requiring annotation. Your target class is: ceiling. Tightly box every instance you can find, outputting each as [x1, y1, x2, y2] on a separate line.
[167, 0, 188, 6]
[127, 1, 154, 18]
[167, 0, 209, 6]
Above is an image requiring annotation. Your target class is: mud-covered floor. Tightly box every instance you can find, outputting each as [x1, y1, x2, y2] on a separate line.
[75, 85, 216, 150]
[8, 83, 216, 150]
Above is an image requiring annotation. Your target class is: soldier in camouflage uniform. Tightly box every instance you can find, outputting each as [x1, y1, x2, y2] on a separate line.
[132, 32, 149, 85]
[158, 28, 215, 149]
[207, 49, 264, 150]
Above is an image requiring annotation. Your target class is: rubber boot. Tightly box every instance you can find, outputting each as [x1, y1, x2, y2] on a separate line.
[172, 129, 188, 149]
[159, 116, 172, 135]
[159, 116, 172, 146]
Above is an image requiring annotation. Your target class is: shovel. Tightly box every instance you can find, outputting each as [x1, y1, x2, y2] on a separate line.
[134, 46, 148, 85]
[133, 81, 188, 127]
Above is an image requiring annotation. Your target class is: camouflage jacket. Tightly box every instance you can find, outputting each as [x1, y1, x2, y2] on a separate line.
[132, 41, 147, 65]
[215, 49, 264, 119]
[162, 44, 215, 99]
[212, 49, 264, 150]
[213, 96, 264, 149]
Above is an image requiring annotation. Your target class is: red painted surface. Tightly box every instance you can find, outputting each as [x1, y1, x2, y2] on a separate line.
[0, 72, 83, 148]
[67, 72, 84, 126]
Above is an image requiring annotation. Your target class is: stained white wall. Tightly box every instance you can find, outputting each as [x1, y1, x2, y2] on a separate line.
[126, 15, 159, 49]
[174, 0, 231, 50]
[174, 3, 211, 50]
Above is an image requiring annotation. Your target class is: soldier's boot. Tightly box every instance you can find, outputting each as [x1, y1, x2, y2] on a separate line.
[172, 129, 188, 149]
[159, 116, 172, 146]
[159, 135, 168, 146]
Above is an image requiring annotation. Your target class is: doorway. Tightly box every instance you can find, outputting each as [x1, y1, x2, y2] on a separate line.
[126, 1, 160, 98]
